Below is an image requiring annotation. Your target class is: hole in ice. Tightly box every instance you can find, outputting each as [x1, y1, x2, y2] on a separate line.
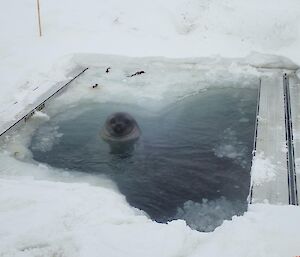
[29, 87, 257, 232]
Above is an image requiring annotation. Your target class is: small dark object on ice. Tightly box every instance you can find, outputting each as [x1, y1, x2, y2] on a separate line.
[128, 71, 145, 77]
[92, 83, 99, 88]
[106, 67, 111, 73]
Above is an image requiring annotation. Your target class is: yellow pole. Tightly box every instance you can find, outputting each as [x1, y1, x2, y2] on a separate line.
[37, 0, 42, 37]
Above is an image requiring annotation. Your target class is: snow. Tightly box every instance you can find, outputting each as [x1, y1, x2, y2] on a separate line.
[251, 153, 277, 185]
[1, 174, 300, 257]
[1, 0, 300, 256]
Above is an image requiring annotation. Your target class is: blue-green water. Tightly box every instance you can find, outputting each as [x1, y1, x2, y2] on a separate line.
[30, 88, 257, 230]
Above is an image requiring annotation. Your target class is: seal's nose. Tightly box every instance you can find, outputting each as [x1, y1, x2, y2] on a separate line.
[114, 123, 124, 134]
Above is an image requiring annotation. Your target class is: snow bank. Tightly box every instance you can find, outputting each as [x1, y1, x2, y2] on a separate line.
[0, 175, 300, 257]
[1, 0, 300, 112]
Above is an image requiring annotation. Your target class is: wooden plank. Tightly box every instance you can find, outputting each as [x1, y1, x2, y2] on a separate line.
[250, 73, 289, 204]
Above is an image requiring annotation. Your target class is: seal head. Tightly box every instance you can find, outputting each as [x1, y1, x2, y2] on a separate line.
[101, 112, 141, 148]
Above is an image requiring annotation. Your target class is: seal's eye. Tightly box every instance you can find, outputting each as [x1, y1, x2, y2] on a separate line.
[110, 118, 116, 124]
[124, 119, 130, 125]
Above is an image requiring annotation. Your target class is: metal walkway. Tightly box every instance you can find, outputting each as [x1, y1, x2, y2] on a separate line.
[289, 73, 300, 204]
[250, 72, 299, 205]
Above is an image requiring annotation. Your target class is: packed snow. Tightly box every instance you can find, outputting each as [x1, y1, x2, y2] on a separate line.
[251, 153, 277, 186]
[1, 0, 300, 256]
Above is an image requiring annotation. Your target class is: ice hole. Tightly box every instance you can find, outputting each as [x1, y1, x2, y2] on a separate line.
[29, 87, 257, 231]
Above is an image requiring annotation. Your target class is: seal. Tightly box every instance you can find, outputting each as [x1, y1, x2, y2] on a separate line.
[101, 112, 141, 153]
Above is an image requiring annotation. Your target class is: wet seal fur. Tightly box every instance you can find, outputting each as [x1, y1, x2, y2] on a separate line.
[101, 112, 141, 153]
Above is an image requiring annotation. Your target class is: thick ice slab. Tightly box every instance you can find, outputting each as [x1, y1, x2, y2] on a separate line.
[289, 73, 300, 199]
[0, 68, 88, 138]
[0, 83, 62, 137]
[250, 73, 289, 204]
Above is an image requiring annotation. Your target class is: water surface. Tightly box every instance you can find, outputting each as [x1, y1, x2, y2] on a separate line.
[30, 88, 257, 231]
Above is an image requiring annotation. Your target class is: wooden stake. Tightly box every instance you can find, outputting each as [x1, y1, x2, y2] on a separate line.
[37, 0, 42, 37]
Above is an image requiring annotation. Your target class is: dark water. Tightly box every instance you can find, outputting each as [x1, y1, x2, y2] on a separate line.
[30, 88, 257, 230]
